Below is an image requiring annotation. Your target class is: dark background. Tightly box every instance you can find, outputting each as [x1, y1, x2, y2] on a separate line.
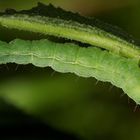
[0, 0, 140, 140]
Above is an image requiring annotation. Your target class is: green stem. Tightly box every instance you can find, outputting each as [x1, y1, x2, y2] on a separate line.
[0, 14, 140, 62]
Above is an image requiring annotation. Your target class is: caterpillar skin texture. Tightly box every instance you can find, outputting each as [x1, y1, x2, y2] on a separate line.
[0, 39, 140, 104]
[0, 14, 140, 63]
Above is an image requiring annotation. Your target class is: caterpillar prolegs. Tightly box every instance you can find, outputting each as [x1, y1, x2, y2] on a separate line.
[0, 39, 140, 104]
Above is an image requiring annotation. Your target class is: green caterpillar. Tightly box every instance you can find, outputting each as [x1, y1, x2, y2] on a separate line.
[0, 39, 140, 104]
[0, 3, 140, 104]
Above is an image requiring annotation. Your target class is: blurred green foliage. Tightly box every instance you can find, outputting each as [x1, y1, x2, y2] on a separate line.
[0, 0, 140, 140]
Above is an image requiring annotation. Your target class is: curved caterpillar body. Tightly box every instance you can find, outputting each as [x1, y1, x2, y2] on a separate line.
[0, 7, 140, 63]
[0, 39, 140, 104]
